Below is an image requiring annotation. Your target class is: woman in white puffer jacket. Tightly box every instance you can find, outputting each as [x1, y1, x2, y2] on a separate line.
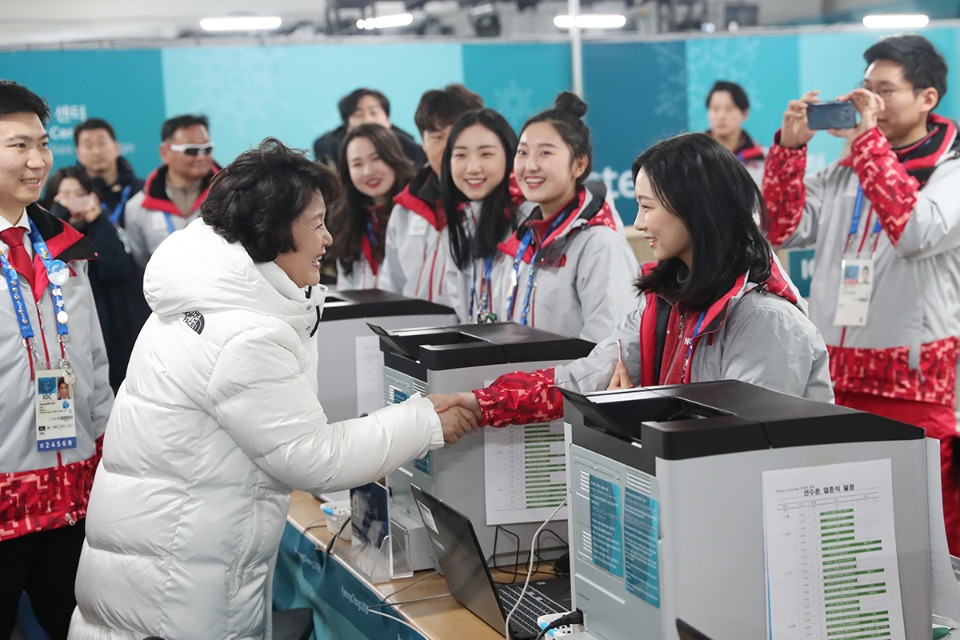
[68, 139, 476, 640]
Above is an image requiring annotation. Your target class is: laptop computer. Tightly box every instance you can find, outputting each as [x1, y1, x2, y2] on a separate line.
[410, 484, 572, 639]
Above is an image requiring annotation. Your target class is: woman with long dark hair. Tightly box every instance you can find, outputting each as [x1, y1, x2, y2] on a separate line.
[487, 92, 638, 342]
[328, 124, 414, 289]
[439, 108, 526, 323]
[434, 133, 832, 428]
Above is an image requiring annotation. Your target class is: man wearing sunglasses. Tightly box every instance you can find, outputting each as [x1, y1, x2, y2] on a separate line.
[124, 114, 219, 268]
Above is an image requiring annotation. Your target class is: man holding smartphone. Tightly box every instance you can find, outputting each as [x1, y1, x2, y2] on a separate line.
[762, 35, 960, 553]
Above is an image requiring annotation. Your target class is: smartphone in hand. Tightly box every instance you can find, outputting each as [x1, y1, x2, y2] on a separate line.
[806, 101, 857, 130]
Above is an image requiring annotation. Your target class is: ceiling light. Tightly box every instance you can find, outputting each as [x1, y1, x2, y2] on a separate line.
[200, 16, 282, 31]
[862, 14, 929, 29]
[554, 14, 626, 29]
[356, 13, 414, 29]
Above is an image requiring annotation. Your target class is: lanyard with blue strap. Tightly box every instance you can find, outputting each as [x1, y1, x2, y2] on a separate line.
[107, 185, 132, 226]
[843, 185, 883, 256]
[366, 217, 377, 251]
[679, 310, 707, 383]
[470, 256, 495, 322]
[505, 211, 568, 325]
[0, 220, 73, 376]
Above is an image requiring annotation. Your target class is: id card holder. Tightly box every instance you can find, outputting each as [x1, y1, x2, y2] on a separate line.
[35, 369, 78, 451]
[832, 258, 874, 327]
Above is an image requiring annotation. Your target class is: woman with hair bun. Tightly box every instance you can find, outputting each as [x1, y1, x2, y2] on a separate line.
[490, 91, 638, 342]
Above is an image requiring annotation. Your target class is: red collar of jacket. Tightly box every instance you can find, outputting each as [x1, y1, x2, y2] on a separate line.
[24, 203, 97, 300]
[839, 114, 959, 186]
[498, 182, 616, 263]
[140, 164, 219, 217]
[639, 257, 797, 386]
[393, 167, 445, 231]
[706, 129, 765, 162]
[735, 130, 765, 162]
[507, 171, 525, 206]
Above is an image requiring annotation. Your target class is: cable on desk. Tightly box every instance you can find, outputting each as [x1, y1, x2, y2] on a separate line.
[493, 523, 567, 584]
[382, 570, 440, 603]
[503, 497, 568, 640]
[491, 526, 521, 583]
[301, 517, 327, 532]
[365, 607, 424, 635]
[533, 529, 569, 577]
[533, 609, 584, 640]
[367, 592, 451, 608]
[324, 514, 352, 558]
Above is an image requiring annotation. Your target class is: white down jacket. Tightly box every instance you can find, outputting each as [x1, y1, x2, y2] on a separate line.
[69, 220, 444, 640]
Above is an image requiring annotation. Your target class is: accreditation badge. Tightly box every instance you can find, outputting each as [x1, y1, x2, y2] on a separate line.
[35, 369, 78, 451]
[832, 258, 874, 327]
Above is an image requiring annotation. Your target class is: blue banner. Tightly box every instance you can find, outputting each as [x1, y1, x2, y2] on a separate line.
[1, 49, 165, 178]
[274, 523, 426, 640]
[583, 40, 688, 224]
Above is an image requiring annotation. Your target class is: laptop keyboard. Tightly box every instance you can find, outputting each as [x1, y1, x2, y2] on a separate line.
[498, 583, 566, 637]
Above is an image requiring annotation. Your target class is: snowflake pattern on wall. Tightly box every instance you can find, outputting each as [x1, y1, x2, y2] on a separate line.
[492, 79, 536, 131]
[685, 38, 763, 129]
[651, 42, 688, 120]
[167, 48, 295, 142]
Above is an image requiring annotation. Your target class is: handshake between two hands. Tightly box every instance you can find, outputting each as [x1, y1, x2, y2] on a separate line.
[428, 392, 482, 444]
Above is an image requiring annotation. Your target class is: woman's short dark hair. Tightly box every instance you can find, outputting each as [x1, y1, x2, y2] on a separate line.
[440, 109, 519, 270]
[706, 80, 750, 112]
[41, 166, 95, 210]
[328, 124, 415, 274]
[202, 138, 341, 263]
[632, 133, 771, 311]
[520, 92, 592, 187]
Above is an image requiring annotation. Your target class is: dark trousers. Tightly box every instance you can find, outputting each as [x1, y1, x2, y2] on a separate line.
[0, 522, 85, 640]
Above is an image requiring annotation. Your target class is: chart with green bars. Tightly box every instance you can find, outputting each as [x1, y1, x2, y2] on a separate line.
[483, 421, 568, 525]
[762, 459, 906, 640]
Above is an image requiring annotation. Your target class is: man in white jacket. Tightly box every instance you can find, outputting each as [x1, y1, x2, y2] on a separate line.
[69, 138, 476, 640]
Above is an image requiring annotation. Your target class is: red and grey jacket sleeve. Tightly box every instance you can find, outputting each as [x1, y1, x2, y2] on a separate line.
[851, 127, 960, 258]
[474, 368, 563, 428]
[762, 133, 823, 249]
[474, 302, 644, 427]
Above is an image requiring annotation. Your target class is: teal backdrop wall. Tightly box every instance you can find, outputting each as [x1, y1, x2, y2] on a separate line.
[2, 25, 959, 223]
[1, 49, 165, 178]
[161, 43, 464, 165]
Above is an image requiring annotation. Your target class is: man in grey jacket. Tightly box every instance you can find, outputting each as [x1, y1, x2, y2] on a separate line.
[0, 80, 113, 640]
[763, 34, 960, 553]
